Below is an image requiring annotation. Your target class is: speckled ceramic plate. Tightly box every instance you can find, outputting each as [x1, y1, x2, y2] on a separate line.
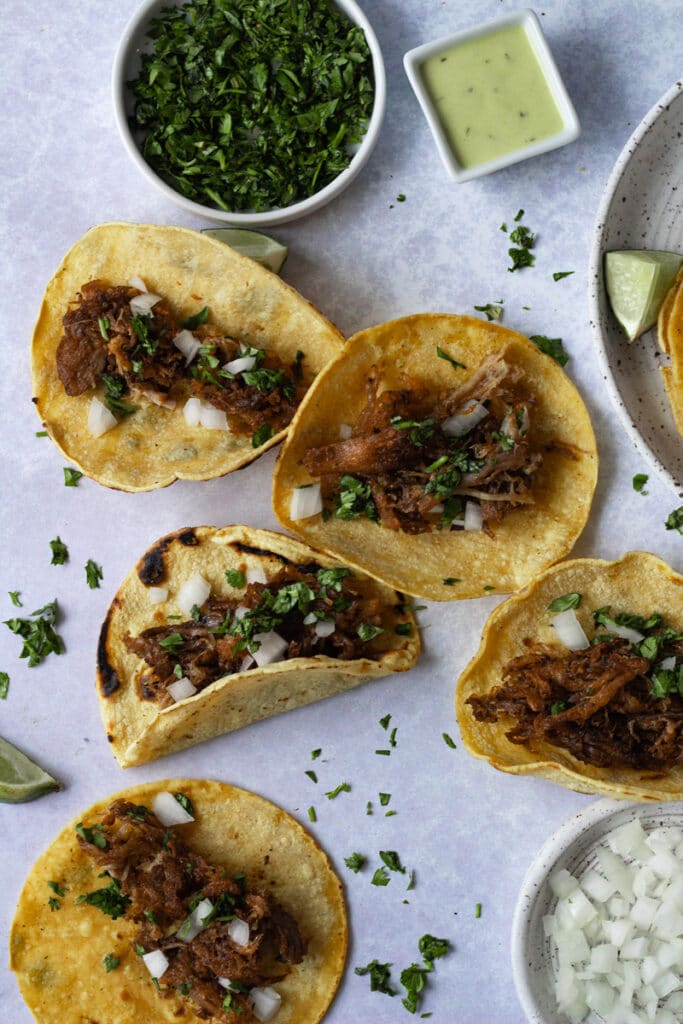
[511, 798, 683, 1024]
[589, 80, 683, 494]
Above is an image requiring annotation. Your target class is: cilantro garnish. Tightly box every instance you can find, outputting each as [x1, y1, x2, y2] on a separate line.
[475, 903, 482, 918]
[4, 600, 65, 666]
[375, 748, 391, 756]
[442, 732, 456, 749]
[307, 806, 317, 822]
[436, 346, 466, 369]
[380, 850, 405, 874]
[311, 748, 322, 760]
[130, 313, 156, 355]
[379, 792, 391, 806]
[334, 475, 378, 521]
[401, 963, 430, 1013]
[395, 622, 412, 636]
[292, 350, 305, 382]
[529, 334, 569, 367]
[47, 880, 67, 897]
[379, 714, 391, 730]
[473, 302, 504, 322]
[103, 953, 120, 973]
[548, 592, 581, 612]
[101, 373, 138, 417]
[63, 467, 83, 487]
[225, 569, 246, 589]
[491, 430, 514, 451]
[9, 591, 22, 607]
[48, 897, 61, 911]
[633, 473, 649, 494]
[514, 208, 524, 221]
[76, 875, 130, 919]
[371, 867, 390, 886]
[553, 271, 574, 282]
[305, 769, 318, 783]
[665, 507, 683, 533]
[442, 578, 460, 587]
[174, 792, 194, 816]
[36, 430, 47, 437]
[317, 567, 351, 591]
[355, 959, 396, 995]
[506, 213, 535, 272]
[242, 366, 295, 400]
[49, 537, 69, 565]
[0, 672, 8, 699]
[550, 701, 569, 715]
[97, 316, 110, 340]
[252, 422, 274, 448]
[391, 416, 439, 448]
[159, 632, 184, 653]
[85, 559, 103, 589]
[344, 852, 366, 873]
[183, 306, 209, 330]
[325, 781, 351, 799]
[75, 822, 107, 849]
[358, 622, 384, 642]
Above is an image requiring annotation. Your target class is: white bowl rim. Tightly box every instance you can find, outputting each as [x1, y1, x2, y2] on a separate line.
[587, 78, 683, 496]
[510, 795, 683, 1023]
[402, 7, 580, 184]
[112, 0, 386, 226]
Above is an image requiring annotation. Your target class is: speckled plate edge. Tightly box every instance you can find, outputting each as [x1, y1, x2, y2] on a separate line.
[511, 797, 683, 1024]
[588, 79, 683, 496]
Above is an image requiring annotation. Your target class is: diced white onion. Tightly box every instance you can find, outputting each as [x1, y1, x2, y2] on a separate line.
[441, 400, 488, 438]
[303, 612, 317, 626]
[173, 329, 201, 365]
[339, 423, 352, 440]
[227, 917, 250, 947]
[218, 977, 233, 990]
[142, 949, 169, 978]
[551, 608, 590, 651]
[152, 791, 195, 827]
[464, 501, 483, 532]
[250, 986, 282, 1023]
[224, 354, 257, 374]
[128, 275, 147, 292]
[315, 619, 335, 639]
[142, 389, 176, 410]
[199, 402, 229, 431]
[234, 605, 249, 620]
[252, 631, 288, 667]
[177, 897, 214, 943]
[239, 655, 255, 672]
[659, 656, 676, 672]
[603, 622, 645, 643]
[289, 484, 323, 521]
[130, 292, 161, 315]
[177, 573, 211, 616]
[183, 396, 203, 427]
[147, 586, 168, 605]
[168, 677, 197, 702]
[246, 565, 267, 586]
[88, 395, 118, 437]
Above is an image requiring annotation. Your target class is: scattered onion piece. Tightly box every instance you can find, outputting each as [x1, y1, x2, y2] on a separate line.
[464, 501, 483, 532]
[246, 565, 267, 586]
[168, 677, 197, 702]
[227, 918, 250, 947]
[147, 587, 168, 605]
[183, 396, 203, 427]
[151, 791, 195, 826]
[177, 897, 213, 943]
[88, 396, 118, 437]
[142, 949, 169, 979]
[199, 402, 229, 431]
[252, 631, 288, 667]
[551, 608, 590, 651]
[314, 620, 335, 639]
[173, 329, 201, 365]
[130, 291, 161, 316]
[128, 275, 147, 292]
[339, 423, 352, 439]
[177, 573, 211, 616]
[224, 354, 257, 374]
[290, 484, 323, 521]
[250, 987, 282, 1023]
[441, 400, 488, 438]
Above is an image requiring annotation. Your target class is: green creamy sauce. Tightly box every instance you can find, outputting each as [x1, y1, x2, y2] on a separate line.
[421, 24, 564, 168]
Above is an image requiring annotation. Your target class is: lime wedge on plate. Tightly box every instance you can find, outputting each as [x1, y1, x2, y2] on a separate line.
[0, 735, 60, 802]
[604, 250, 683, 341]
[202, 228, 288, 274]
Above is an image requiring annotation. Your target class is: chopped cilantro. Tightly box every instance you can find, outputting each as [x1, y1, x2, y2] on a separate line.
[8, 591, 22, 607]
[190, 604, 201, 622]
[443, 578, 460, 587]
[436, 346, 466, 369]
[63, 467, 83, 487]
[4, 600, 65, 666]
[311, 748, 322, 760]
[317, 567, 351, 592]
[491, 430, 514, 451]
[391, 416, 439, 448]
[419, 934, 450, 966]
[307, 806, 317, 822]
[75, 822, 107, 849]
[334, 475, 378, 521]
[514, 208, 524, 221]
[325, 781, 350, 799]
[225, 569, 246, 588]
[375, 749, 390, 756]
[379, 792, 391, 806]
[0, 672, 8, 699]
[665, 507, 683, 533]
[529, 334, 569, 367]
[242, 366, 295, 400]
[371, 866, 390, 886]
[553, 271, 574, 281]
[442, 732, 456, 749]
[47, 881, 67, 897]
[305, 770, 318, 783]
[548, 592, 582, 612]
[389, 727, 397, 748]
[293, 350, 305, 382]
[130, 313, 156, 355]
[633, 473, 649, 494]
[550, 701, 569, 715]
[159, 632, 184, 653]
[174, 792, 194, 816]
[49, 536, 69, 565]
[35, 430, 47, 437]
[401, 963, 430, 1013]
[76, 876, 130, 919]
[483, 585, 495, 592]
[144, 909, 158, 924]
[380, 850, 405, 874]
[379, 714, 391, 730]
[48, 897, 61, 911]
[103, 953, 120, 973]
[97, 316, 110, 340]
[475, 903, 482, 918]
[355, 959, 396, 995]
[183, 305, 209, 330]
[85, 559, 103, 589]
[395, 622, 412, 636]
[358, 622, 384, 642]
[252, 422, 274, 448]
[344, 852, 366, 873]
[101, 374, 137, 417]
[473, 302, 504, 322]
[366, 801, 373, 815]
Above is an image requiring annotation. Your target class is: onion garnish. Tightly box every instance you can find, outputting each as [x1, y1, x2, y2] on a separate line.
[168, 677, 197, 702]
[290, 484, 323, 521]
[142, 949, 169, 979]
[183, 397, 202, 427]
[602, 620, 645, 644]
[128, 275, 147, 292]
[147, 586, 168, 605]
[224, 354, 257, 374]
[151, 791, 195, 826]
[246, 565, 267, 586]
[464, 501, 483, 532]
[129, 291, 161, 316]
[441, 400, 488, 438]
[199, 402, 229, 431]
[339, 423, 353, 439]
[173, 329, 201, 365]
[252, 631, 288, 667]
[551, 608, 590, 651]
[239, 654, 255, 672]
[314, 619, 335, 639]
[177, 573, 211, 616]
[177, 897, 213, 943]
[88, 396, 118, 437]
[227, 917, 250, 947]
[218, 978, 233, 990]
[250, 987, 282, 1023]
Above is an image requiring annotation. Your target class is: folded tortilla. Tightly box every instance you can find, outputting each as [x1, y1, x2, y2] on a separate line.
[98, 525, 420, 767]
[456, 551, 683, 800]
[10, 778, 346, 1024]
[658, 269, 683, 436]
[272, 313, 598, 600]
[31, 223, 344, 491]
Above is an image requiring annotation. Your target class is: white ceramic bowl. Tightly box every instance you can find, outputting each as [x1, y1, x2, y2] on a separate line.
[403, 8, 580, 184]
[511, 798, 683, 1024]
[112, 0, 386, 226]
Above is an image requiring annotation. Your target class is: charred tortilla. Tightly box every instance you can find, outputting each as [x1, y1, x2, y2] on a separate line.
[10, 778, 347, 1024]
[98, 525, 419, 767]
[272, 313, 598, 600]
[456, 552, 683, 801]
[31, 223, 343, 491]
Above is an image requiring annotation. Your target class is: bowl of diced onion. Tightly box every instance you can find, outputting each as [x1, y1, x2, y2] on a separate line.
[512, 799, 683, 1024]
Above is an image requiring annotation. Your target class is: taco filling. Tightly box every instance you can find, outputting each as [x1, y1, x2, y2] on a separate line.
[300, 351, 542, 535]
[467, 602, 683, 772]
[125, 563, 390, 708]
[57, 279, 301, 443]
[75, 795, 304, 1022]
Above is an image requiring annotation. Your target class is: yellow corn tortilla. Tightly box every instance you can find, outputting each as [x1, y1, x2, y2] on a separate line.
[31, 223, 344, 491]
[10, 778, 347, 1024]
[456, 551, 683, 801]
[98, 525, 420, 767]
[272, 313, 598, 601]
[658, 270, 683, 435]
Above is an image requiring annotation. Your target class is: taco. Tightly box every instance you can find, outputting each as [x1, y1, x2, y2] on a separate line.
[456, 551, 683, 801]
[10, 778, 347, 1024]
[658, 267, 683, 436]
[272, 314, 598, 601]
[98, 525, 419, 767]
[31, 223, 343, 491]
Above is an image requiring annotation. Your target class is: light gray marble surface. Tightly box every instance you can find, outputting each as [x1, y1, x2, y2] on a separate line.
[1, 1, 682, 1021]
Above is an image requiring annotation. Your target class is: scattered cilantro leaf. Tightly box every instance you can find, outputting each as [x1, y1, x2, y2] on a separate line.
[475, 902, 482, 918]
[174, 792, 194, 816]
[183, 306, 209, 330]
[4, 600, 65, 667]
[307, 806, 317, 822]
[0, 672, 8, 699]
[379, 792, 391, 806]
[311, 748, 322, 760]
[358, 622, 384, 641]
[85, 559, 103, 589]
[371, 866, 390, 886]
[75, 822, 107, 849]
[395, 622, 412, 636]
[103, 953, 120, 972]
[379, 713, 391, 730]
[47, 881, 67, 897]
[529, 334, 569, 367]
[633, 473, 649, 494]
[305, 769, 318, 783]
[665, 507, 683, 533]
[101, 373, 138, 417]
[443, 578, 460, 587]
[436, 346, 466, 369]
[8, 591, 22, 607]
[548, 592, 581, 612]
[325, 781, 350, 799]
[344, 852, 366, 873]
[442, 732, 456, 749]
[63, 467, 83, 487]
[553, 271, 574, 281]
[225, 569, 246, 588]
[49, 536, 69, 565]
[380, 850, 405, 874]
[252, 422, 274, 448]
[335, 475, 378, 521]
[76, 876, 130, 919]
[473, 303, 503, 322]
[355, 959, 396, 995]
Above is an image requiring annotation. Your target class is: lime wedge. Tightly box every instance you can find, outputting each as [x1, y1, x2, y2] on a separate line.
[0, 736, 60, 803]
[202, 228, 288, 274]
[604, 250, 683, 341]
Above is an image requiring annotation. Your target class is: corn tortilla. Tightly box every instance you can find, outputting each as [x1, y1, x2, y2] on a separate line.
[658, 270, 683, 435]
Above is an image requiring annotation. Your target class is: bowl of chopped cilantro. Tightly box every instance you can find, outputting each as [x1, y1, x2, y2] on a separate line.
[113, 0, 385, 225]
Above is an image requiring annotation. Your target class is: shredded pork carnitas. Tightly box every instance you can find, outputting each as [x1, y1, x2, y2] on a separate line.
[126, 563, 386, 708]
[56, 280, 299, 435]
[77, 799, 305, 1022]
[467, 638, 683, 771]
[301, 351, 543, 534]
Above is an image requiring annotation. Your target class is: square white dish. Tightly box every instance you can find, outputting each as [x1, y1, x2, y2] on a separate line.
[403, 8, 580, 183]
